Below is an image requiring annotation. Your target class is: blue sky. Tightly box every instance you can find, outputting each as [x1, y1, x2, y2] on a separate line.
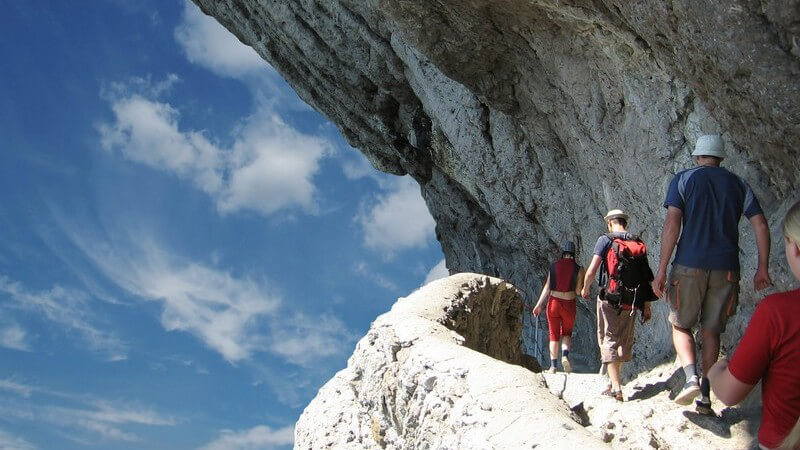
[0, 1, 446, 448]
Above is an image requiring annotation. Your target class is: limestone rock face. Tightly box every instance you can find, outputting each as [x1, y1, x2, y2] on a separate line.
[193, 0, 798, 370]
[294, 274, 606, 449]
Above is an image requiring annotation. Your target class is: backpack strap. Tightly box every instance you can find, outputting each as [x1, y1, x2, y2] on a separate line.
[570, 260, 579, 291]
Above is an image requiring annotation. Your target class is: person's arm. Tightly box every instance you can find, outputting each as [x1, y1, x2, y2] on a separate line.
[581, 255, 602, 299]
[532, 274, 550, 317]
[575, 267, 586, 297]
[708, 358, 756, 406]
[710, 300, 772, 405]
[749, 213, 772, 291]
[652, 206, 683, 298]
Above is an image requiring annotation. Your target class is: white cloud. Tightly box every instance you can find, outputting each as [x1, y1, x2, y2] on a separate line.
[57, 221, 353, 367]
[268, 313, 354, 367]
[0, 323, 32, 352]
[217, 113, 328, 214]
[69, 238, 280, 363]
[0, 379, 34, 397]
[0, 277, 126, 360]
[199, 425, 294, 450]
[174, 1, 267, 79]
[99, 86, 330, 217]
[423, 259, 449, 285]
[358, 177, 436, 255]
[353, 261, 399, 292]
[0, 429, 36, 450]
[0, 396, 176, 444]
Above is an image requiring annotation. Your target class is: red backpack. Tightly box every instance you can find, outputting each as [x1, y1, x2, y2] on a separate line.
[600, 234, 656, 309]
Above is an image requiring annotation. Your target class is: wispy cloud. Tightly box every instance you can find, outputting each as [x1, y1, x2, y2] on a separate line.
[268, 312, 354, 367]
[0, 378, 35, 397]
[0, 429, 36, 450]
[64, 234, 279, 363]
[423, 259, 449, 285]
[56, 218, 354, 367]
[0, 396, 177, 444]
[353, 261, 399, 292]
[0, 323, 32, 352]
[357, 177, 436, 256]
[198, 425, 294, 450]
[0, 379, 176, 445]
[0, 276, 126, 360]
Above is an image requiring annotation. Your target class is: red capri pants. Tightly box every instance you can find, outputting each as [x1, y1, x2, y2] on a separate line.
[547, 296, 576, 341]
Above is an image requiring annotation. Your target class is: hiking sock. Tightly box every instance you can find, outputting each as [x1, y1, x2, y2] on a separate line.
[551, 359, 558, 369]
[700, 377, 711, 398]
[562, 349, 570, 358]
[683, 364, 698, 381]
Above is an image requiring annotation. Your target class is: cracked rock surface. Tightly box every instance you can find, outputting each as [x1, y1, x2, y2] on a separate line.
[294, 273, 605, 449]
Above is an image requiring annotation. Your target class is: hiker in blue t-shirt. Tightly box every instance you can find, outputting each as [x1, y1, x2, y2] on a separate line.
[652, 134, 772, 415]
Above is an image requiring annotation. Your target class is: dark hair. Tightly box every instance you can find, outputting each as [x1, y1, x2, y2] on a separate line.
[609, 217, 628, 228]
[695, 155, 722, 163]
[561, 251, 575, 258]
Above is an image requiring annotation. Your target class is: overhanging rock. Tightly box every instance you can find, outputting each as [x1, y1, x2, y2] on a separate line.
[192, 0, 798, 370]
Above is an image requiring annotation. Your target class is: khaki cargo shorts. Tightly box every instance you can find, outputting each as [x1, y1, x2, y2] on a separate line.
[666, 264, 740, 333]
[596, 299, 636, 363]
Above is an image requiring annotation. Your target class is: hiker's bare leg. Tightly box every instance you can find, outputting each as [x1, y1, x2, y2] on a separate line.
[562, 335, 572, 352]
[672, 325, 696, 366]
[549, 340, 559, 360]
[608, 361, 623, 391]
[700, 328, 720, 377]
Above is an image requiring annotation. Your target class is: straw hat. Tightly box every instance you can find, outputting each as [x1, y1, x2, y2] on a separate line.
[604, 209, 629, 222]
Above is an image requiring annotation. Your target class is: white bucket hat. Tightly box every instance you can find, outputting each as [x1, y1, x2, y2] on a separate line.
[604, 209, 629, 222]
[691, 134, 726, 159]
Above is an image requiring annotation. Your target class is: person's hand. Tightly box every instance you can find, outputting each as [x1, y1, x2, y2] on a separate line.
[652, 270, 667, 299]
[580, 286, 590, 299]
[533, 305, 542, 317]
[642, 304, 652, 323]
[753, 266, 772, 291]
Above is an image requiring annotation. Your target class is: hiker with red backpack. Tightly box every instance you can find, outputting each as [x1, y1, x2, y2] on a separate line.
[581, 209, 656, 401]
[652, 134, 772, 415]
[532, 241, 586, 373]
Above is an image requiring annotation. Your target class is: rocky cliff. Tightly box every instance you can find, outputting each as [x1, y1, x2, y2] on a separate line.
[193, 0, 798, 371]
[191, 0, 798, 446]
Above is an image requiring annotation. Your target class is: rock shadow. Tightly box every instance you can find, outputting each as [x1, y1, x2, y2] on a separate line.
[682, 407, 759, 440]
[627, 367, 684, 401]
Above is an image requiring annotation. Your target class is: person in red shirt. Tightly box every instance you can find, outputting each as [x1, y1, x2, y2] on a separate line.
[533, 241, 586, 373]
[709, 199, 800, 449]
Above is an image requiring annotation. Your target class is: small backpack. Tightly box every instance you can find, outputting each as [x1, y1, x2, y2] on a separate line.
[600, 234, 657, 310]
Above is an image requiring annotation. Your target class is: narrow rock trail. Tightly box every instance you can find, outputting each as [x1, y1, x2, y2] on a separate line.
[543, 362, 760, 449]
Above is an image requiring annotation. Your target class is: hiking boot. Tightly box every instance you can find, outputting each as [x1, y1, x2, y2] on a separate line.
[675, 377, 701, 405]
[695, 397, 714, 416]
[547, 366, 557, 374]
[561, 356, 572, 373]
[603, 388, 624, 402]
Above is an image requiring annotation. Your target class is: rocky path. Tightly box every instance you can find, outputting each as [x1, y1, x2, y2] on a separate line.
[543, 362, 761, 449]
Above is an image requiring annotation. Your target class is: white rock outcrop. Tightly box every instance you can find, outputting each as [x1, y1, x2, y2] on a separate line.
[295, 273, 605, 449]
